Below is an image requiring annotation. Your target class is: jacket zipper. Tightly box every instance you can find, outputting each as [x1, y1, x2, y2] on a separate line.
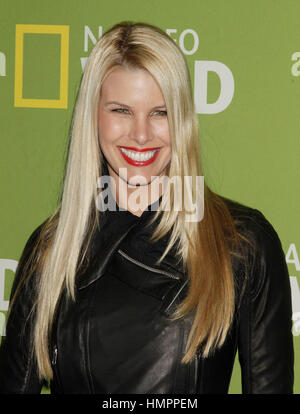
[52, 344, 64, 391]
[52, 345, 58, 365]
[117, 249, 180, 280]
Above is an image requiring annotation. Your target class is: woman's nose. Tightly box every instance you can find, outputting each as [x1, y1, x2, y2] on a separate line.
[130, 116, 152, 145]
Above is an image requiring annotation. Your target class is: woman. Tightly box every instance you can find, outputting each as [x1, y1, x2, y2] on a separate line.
[0, 21, 294, 394]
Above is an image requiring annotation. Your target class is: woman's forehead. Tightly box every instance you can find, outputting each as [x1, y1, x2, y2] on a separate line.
[100, 67, 165, 104]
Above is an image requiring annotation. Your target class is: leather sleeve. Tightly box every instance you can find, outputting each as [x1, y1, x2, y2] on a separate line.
[237, 210, 294, 393]
[0, 225, 45, 394]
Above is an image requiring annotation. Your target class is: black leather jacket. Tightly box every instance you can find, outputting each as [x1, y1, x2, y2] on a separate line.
[0, 196, 294, 394]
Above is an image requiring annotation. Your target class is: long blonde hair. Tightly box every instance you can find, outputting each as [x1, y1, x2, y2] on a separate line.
[9, 21, 252, 380]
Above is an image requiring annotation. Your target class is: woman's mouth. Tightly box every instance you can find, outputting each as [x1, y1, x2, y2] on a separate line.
[119, 146, 160, 166]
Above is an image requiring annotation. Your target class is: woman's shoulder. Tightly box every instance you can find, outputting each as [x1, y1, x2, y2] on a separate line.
[219, 195, 289, 298]
[22, 220, 47, 248]
[13, 217, 50, 287]
[19, 218, 49, 260]
[219, 195, 283, 248]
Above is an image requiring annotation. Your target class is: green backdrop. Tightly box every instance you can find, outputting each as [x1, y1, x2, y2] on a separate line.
[0, 0, 299, 394]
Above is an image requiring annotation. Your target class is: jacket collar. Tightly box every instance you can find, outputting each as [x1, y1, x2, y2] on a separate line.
[76, 163, 166, 290]
[76, 211, 139, 290]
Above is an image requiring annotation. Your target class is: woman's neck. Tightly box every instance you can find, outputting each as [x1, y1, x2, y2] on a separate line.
[116, 176, 163, 217]
[106, 165, 164, 217]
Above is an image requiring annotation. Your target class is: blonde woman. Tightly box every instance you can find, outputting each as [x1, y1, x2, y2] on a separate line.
[0, 21, 294, 394]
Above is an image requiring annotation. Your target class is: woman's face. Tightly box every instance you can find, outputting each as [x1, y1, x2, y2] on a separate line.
[98, 67, 172, 187]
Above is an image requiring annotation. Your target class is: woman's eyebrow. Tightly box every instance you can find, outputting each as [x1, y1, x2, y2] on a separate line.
[104, 101, 167, 109]
[104, 101, 128, 107]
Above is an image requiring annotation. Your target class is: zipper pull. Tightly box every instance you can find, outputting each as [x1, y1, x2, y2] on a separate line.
[52, 345, 58, 365]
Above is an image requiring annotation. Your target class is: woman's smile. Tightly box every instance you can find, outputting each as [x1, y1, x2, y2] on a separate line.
[118, 146, 161, 166]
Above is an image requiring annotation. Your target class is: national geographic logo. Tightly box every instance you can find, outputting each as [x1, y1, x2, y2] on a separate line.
[14, 24, 69, 109]
[4, 24, 235, 113]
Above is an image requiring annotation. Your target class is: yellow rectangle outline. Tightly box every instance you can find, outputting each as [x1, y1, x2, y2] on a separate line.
[14, 24, 69, 109]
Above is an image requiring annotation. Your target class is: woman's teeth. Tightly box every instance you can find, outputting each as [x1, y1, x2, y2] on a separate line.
[120, 148, 157, 161]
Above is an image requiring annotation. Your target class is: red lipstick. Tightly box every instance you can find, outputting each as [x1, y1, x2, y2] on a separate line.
[118, 146, 161, 166]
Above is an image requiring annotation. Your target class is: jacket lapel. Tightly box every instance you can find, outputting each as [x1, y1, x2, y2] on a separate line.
[76, 210, 139, 290]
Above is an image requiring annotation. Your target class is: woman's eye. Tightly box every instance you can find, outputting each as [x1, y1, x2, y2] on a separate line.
[112, 108, 129, 114]
[153, 110, 167, 116]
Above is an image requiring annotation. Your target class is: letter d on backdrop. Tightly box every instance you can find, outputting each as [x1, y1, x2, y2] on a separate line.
[194, 60, 234, 114]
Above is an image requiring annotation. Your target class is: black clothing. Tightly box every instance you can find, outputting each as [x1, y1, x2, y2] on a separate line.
[0, 194, 294, 394]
